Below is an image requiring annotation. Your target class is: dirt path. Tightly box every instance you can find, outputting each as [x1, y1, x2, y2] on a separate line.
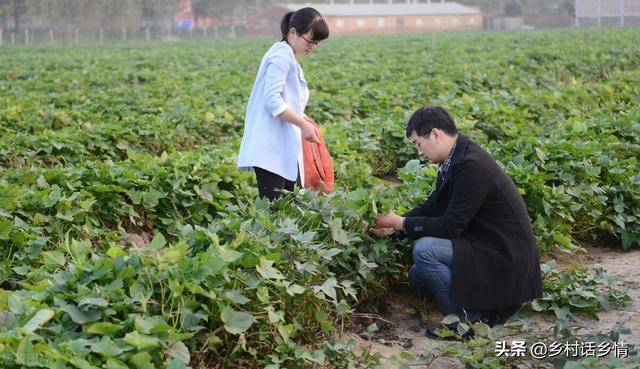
[342, 245, 640, 368]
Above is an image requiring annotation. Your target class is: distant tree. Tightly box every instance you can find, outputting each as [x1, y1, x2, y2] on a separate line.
[3, 0, 29, 30]
[192, 0, 233, 19]
[504, 0, 523, 16]
[0, 0, 275, 35]
[193, 0, 272, 24]
[139, 0, 175, 26]
[0, 0, 9, 29]
[97, 0, 142, 29]
[562, 0, 575, 17]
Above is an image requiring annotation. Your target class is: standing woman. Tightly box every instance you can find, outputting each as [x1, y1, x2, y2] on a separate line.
[237, 8, 329, 201]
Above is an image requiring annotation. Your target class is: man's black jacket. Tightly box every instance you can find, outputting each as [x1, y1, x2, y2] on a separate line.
[402, 133, 542, 310]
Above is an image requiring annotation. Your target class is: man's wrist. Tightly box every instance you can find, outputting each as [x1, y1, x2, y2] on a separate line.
[396, 216, 405, 231]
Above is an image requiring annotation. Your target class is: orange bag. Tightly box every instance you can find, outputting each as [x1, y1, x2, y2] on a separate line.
[302, 122, 334, 193]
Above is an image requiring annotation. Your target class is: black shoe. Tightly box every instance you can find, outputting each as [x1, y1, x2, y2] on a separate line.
[425, 325, 458, 341]
[480, 304, 521, 327]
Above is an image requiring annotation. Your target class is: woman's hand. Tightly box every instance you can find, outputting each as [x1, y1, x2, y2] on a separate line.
[303, 115, 315, 124]
[279, 110, 320, 143]
[301, 119, 320, 143]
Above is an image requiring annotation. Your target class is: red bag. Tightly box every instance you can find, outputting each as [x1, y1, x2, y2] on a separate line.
[302, 122, 334, 193]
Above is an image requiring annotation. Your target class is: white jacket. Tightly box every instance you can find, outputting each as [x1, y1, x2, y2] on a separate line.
[237, 41, 309, 185]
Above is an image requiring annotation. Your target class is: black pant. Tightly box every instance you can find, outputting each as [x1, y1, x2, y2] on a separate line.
[254, 167, 299, 202]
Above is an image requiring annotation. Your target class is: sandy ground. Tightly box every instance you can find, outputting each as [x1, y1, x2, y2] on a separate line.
[342, 245, 640, 368]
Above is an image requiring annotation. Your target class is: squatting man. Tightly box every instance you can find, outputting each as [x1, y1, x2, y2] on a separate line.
[370, 106, 543, 339]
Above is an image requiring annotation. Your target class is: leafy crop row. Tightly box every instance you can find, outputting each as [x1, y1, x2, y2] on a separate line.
[0, 29, 638, 368]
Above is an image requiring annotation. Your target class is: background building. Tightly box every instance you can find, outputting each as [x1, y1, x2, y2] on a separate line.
[248, 2, 483, 37]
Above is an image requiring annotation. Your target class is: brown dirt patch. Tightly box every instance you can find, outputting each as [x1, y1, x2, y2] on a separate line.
[342, 244, 640, 368]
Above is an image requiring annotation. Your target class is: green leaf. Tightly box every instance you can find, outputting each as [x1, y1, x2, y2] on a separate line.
[217, 246, 243, 263]
[59, 303, 101, 324]
[71, 357, 100, 369]
[552, 305, 571, 320]
[256, 286, 269, 303]
[141, 189, 165, 207]
[0, 218, 13, 240]
[128, 351, 155, 369]
[552, 233, 573, 249]
[317, 278, 338, 300]
[42, 250, 66, 268]
[134, 316, 170, 334]
[78, 297, 109, 308]
[286, 284, 306, 296]
[42, 190, 61, 208]
[569, 296, 591, 308]
[8, 294, 27, 315]
[167, 359, 190, 369]
[16, 338, 36, 365]
[541, 260, 557, 273]
[129, 283, 151, 304]
[148, 233, 166, 250]
[220, 306, 257, 335]
[167, 341, 190, 364]
[106, 359, 129, 369]
[107, 247, 127, 259]
[291, 231, 316, 243]
[328, 218, 350, 245]
[277, 323, 294, 342]
[266, 307, 284, 324]
[22, 309, 54, 333]
[534, 147, 546, 162]
[366, 323, 379, 337]
[319, 248, 342, 260]
[91, 336, 126, 358]
[530, 299, 548, 312]
[621, 232, 637, 251]
[194, 185, 213, 201]
[69, 239, 91, 264]
[224, 290, 250, 305]
[442, 314, 460, 325]
[124, 331, 160, 350]
[585, 166, 601, 177]
[457, 322, 470, 336]
[256, 257, 285, 280]
[160, 242, 190, 266]
[87, 322, 122, 335]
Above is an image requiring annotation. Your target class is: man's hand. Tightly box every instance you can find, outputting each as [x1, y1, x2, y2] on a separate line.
[375, 212, 404, 231]
[368, 226, 395, 238]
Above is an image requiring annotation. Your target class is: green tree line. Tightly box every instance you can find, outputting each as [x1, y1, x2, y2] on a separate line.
[0, 0, 272, 31]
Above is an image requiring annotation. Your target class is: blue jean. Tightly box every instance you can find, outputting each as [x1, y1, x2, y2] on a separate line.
[409, 236, 480, 323]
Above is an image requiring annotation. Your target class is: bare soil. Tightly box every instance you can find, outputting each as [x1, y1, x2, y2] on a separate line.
[341, 244, 640, 368]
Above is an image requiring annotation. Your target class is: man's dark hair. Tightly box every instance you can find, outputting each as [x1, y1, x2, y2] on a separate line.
[405, 106, 458, 138]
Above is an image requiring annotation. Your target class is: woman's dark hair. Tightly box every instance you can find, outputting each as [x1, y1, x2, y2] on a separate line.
[406, 106, 458, 138]
[280, 7, 329, 43]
